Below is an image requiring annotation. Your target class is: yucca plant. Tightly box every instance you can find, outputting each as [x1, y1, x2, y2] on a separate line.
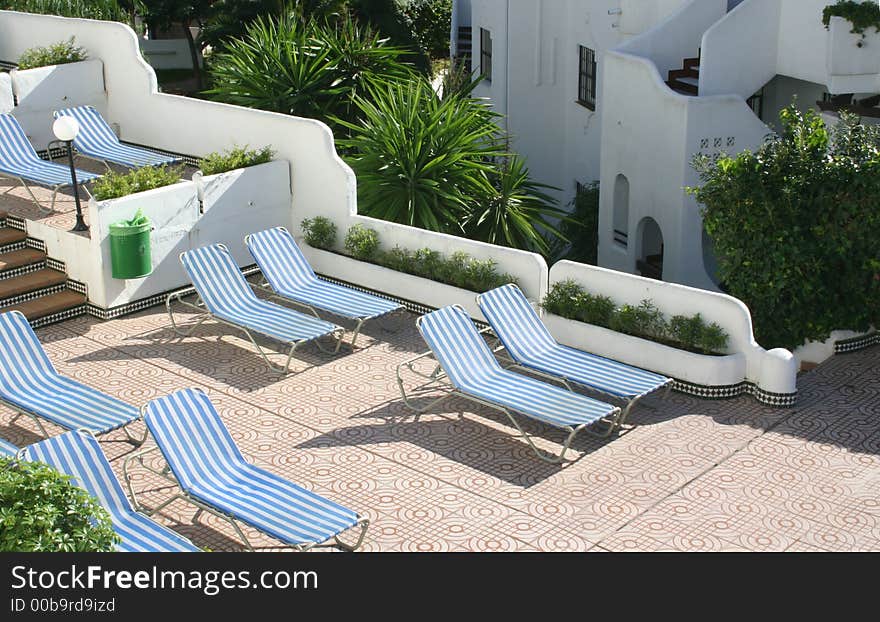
[205, 14, 415, 128]
[336, 77, 505, 232]
[464, 155, 569, 257]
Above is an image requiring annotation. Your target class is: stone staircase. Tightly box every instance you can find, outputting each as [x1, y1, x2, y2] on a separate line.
[0, 212, 87, 326]
[666, 54, 700, 96]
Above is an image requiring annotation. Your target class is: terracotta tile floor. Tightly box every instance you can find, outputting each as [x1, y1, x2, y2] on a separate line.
[1, 302, 877, 552]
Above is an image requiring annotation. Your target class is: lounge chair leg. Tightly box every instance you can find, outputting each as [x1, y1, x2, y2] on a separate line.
[8, 412, 20, 425]
[494, 405, 582, 464]
[396, 361, 455, 413]
[121, 422, 148, 446]
[166, 293, 211, 337]
[334, 518, 370, 552]
[192, 509, 204, 524]
[123, 445, 162, 511]
[349, 319, 366, 349]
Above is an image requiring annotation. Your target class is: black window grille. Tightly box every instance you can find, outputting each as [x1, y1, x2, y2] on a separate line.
[578, 46, 597, 110]
[480, 28, 493, 82]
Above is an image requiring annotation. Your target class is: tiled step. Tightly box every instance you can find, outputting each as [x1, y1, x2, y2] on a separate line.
[0, 248, 47, 276]
[0, 268, 66, 302]
[7, 289, 87, 322]
[0, 227, 27, 250]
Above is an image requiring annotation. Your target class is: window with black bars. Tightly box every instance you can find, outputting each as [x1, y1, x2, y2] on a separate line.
[578, 46, 597, 110]
[480, 28, 492, 82]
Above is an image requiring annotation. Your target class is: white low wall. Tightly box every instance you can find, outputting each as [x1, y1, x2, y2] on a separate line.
[547, 261, 797, 396]
[10, 59, 107, 148]
[298, 218, 548, 323]
[826, 16, 880, 93]
[0, 72, 11, 112]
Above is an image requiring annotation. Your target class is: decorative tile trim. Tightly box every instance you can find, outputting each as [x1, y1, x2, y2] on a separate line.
[0, 260, 46, 281]
[47, 257, 66, 273]
[0, 241, 26, 254]
[672, 378, 797, 408]
[4, 215, 26, 232]
[0, 284, 66, 309]
[86, 265, 261, 320]
[29, 305, 87, 329]
[25, 238, 47, 253]
[835, 331, 879, 353]
[66, 279, 88, 297]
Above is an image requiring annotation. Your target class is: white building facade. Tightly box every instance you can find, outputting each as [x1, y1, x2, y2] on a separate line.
[454, 0, 880, 289]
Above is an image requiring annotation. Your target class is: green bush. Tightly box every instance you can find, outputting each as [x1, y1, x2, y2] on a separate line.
[541, 281, 730, 355]
[0, 456, 119, 552]
[198, 145, 274, 175]
[690, 106, 880, 350]
[822, 0, 880, 34]
[552, 181, 600, 265]
[2, 1, 132, 24]
[92, 165, 184, 201]
[17, 37, 86, 70]
[301, 217, 337, 250]
[344, 224, 380, 260]
[403, 0, 453, 59]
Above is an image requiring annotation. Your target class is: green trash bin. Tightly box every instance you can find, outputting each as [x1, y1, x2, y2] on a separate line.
[109, 210, 152, 279]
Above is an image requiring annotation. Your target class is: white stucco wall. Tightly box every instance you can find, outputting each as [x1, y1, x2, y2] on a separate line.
[0, 73, 12, 113]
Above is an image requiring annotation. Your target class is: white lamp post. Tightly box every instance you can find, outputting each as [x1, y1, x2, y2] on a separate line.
[52, 116, 88, 232]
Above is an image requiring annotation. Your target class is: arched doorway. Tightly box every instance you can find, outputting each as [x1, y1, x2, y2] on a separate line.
[636, 217, 664, 280]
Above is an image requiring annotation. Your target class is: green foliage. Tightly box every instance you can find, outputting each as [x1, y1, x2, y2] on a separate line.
[0, 0, 136, 24]
[205, 14, 416, 129]
[301, 216, 337, 250]
[402, 0, 452, 59]
[553, 181, 600, 265]
[198, 145, 274, 175]
[822, 0, 880, 35]
[336, 224, 514, 292]
[463, 155, 568, 257]
[344, 223, 380, 260]
[690, 105, 880, 350]
[17, 37, 87, 70]
[541, 280, 730, 355]
[337, 77, 504, 231]
[92, 165, 183, 200]
[0, 456, 119, 552]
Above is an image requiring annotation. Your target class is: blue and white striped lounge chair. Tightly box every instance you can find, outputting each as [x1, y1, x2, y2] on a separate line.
[23, 430, 199, 552]
[125, 388, 369, 551]
[53, 106, 181, 170]
[397, 305, 621, 463]
[477, 284, 673, 435]
[245, 227, 402, 347]
[0, 310, 144, 443]
[0, 436, 17, 457]
[0, 113, 100, 212]
[168, 244, 345, 374]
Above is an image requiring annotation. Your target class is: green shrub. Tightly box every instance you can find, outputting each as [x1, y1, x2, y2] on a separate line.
[345, 224, 381, 261]
[92, 165, 184, 201]
[690, 106, 880, 350]
[198, 145, 274, 175]
[301, 217, 337, 250]
[541, 281, 730, 355]
[403, 0, 453, 58]
[17, 37, 87, 70]
[552, 181, 600, 265]
[822, 0, 880, 35]
[0, 456, 119, 552]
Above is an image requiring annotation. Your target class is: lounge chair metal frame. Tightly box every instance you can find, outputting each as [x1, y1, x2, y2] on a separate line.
[123, 415, 369, 553]
[4, 399, 146, 444]
[244, 228, 403, 348]
[396, 305, 621, 464]
[166, 246, 345, 374]
[475, 289, 674, 436]
[0, 168, 93, 213]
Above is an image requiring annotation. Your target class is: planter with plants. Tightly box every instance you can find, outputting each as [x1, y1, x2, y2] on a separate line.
[540, 279, 746, 387]
[11, 38, 104, 109]
[299, 219, 519, 320]
[193, 145, 281, 213]
[824, 2, 880, 77]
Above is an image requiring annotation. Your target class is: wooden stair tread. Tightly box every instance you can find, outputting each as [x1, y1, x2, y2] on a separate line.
[6, 290, 86, 321]
[0, 268, 66, 299]
[0, 248, 46, 271]
[0, 228, 27, 247]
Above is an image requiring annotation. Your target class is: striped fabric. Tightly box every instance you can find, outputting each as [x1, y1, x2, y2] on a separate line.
[418, 306, 616, 429]
[0, 436, 16, 457]
[144, 389, 360, 547]
[479, 284, 671, 399]
[55, 106, 181, 168]
[24, 431, 199, 552]
[181, 244, 340, 344]
[0, 113, 100, 186]
[0, 311, 140, 434]
[246, 227, 401, 321]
